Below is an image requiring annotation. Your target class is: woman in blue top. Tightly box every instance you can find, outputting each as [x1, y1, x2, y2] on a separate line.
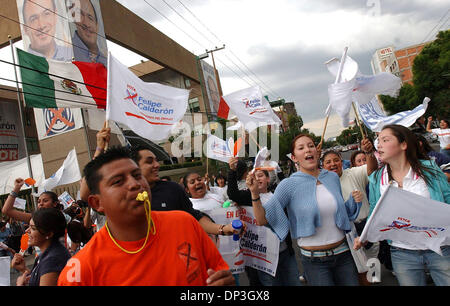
[355, 125, 450, 286]
[247, 134, 363, 286]
[12, 208, 71, 286]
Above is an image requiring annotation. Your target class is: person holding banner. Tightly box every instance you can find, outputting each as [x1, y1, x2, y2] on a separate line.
[355, 124, 450, 286]
[228, 157, 302, 286]
[249, 134, 363, 286]
[426, 117, 450, 158]
[58, 147, 233, 285]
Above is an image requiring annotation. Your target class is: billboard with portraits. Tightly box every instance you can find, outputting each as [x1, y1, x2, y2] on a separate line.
[66, 0, 108, 66]
[16, 0, 74, 61]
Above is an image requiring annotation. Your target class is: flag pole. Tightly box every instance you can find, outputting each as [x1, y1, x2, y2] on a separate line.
[319, 47, 349, 149]
[352, 102, 366, 139]
[81, 109, 93, 159]
[9, 36, 37, 210]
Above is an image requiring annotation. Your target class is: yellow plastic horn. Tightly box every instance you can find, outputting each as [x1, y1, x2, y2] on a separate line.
[136, 191, 149, 202]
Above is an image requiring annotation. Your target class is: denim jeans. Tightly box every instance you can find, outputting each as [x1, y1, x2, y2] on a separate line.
[390, 246, 450, 286]
[257, 248, 302, 286]
[300, 250, 359, 286]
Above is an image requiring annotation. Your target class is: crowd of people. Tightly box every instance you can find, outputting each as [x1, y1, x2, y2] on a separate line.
[0, 120, 449, 286]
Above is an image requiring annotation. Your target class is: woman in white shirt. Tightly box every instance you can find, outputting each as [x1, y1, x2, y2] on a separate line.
[427, 117, 450, 158]
[355, 124, 450, 286]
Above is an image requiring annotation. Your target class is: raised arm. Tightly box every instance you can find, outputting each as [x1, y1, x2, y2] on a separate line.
[1, 178, 32, 223]
[245, 171, 268, 226]
[426, 116, 433, 133]
[361, 138, 379, 176]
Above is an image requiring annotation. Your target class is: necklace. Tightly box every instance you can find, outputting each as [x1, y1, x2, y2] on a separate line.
[105, 191, 156, 254]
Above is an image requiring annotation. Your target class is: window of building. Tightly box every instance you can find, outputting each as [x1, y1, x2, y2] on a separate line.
[188, 97, 200, 113]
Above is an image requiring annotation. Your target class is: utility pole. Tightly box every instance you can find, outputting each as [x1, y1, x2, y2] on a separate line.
[205, 45, 225, 96]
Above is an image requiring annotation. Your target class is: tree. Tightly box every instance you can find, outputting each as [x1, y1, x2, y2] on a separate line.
[413, 30, 450, 118]
[380, 30, 450, 118]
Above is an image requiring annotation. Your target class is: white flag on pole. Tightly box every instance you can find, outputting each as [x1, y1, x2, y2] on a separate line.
[220, 86, 281, 133]
[359, 97, 430, 132]
[106, 53, 190, 142]
[38, 148, 81, 194]
[326, 53, 402, 127]
[360, 185, 450, 255]
[0, 154, 44, 194]
[206, 134, 233, 163]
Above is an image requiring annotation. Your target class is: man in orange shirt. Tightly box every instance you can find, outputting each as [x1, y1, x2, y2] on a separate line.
[57, 147, 233, 286]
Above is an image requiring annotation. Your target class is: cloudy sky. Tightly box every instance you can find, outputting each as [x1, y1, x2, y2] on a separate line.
[1, 0, 448, 139]
[113, 0, 449, 138]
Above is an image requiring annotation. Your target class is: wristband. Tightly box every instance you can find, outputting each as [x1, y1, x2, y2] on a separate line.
[251, 197, 261, 202]
[9, 191, 18, 198]
[96, 147, 104, 152]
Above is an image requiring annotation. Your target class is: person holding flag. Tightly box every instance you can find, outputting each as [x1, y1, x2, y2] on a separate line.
[355, 124, 450, 286]
[248, 133, 363, 286]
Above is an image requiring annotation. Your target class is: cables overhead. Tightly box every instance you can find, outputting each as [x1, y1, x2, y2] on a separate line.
[142, 0, 284, 100]
[422, 8, 450, 43]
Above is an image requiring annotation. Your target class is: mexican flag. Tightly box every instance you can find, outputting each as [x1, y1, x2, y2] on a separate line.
[17, 48, 107, 109]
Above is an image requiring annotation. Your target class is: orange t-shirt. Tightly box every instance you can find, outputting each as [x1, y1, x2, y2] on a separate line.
[57, 211, 229, 286]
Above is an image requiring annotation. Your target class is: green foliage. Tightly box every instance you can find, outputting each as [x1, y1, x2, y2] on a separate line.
[336, 124, 375, 145]
[380, 30, 450, 119]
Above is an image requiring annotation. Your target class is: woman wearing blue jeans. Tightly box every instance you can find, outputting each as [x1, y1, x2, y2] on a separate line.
[355, 125, 450, 286]
[247, 134, 363, 286]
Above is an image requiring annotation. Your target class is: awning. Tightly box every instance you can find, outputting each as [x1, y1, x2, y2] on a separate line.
[122, 130, 173, 163]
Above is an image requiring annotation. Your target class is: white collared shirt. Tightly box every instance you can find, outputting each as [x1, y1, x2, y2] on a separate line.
[379, 166, 431, 250]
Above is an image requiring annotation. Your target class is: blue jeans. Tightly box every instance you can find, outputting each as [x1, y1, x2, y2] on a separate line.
[300, 250, 359, 286]
[390, 246, 450, 286]
[257, 249, 302, 286]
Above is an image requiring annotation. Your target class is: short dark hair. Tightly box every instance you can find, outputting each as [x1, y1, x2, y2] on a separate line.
[130, 145, 153, 164]
[215, 174, 227, 185]
[321, 150, 342, 163]
[83, 146, 133, 194]
[32, 208, 67, 242]
[350, 150, 365, 167]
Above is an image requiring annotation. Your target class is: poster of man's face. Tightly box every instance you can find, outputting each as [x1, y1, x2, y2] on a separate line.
[67, 0, 108, 66]
[17, 0, 74, 61]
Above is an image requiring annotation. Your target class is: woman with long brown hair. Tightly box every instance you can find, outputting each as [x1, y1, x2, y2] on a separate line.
[355, 124, 450, 286]
[247, 133, 363, 286]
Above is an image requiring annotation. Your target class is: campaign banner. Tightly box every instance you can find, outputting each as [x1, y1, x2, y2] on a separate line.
[206, 134, 233, 163]
[0, 102, 26, 162]
[238, 206, 280, 277]
[200, 60, 221, 116]
[360, 185, 450, 255]
[204, 207, 245, 275]
[205, 206, 280, 276]
[67, 0, 108, 67]
[106, 53, 189, 142]
[33, 108, 83, 140]
[0, 256, 10, 286]
[58, 191, 76, 209]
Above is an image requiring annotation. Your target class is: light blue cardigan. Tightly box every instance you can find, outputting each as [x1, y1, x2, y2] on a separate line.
[263, 169, 361, 241]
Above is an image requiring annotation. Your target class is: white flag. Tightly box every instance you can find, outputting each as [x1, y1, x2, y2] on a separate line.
[221, 86, 281, 133]
[359, 97, 430, 132]
[206, 134, 233, 163]
[0, 154, 45, 194]
[38, 148, 81, 194]
[106, 53, 189, 142]
[360, 185, 450, 255]
[326, 54, 402, 127]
